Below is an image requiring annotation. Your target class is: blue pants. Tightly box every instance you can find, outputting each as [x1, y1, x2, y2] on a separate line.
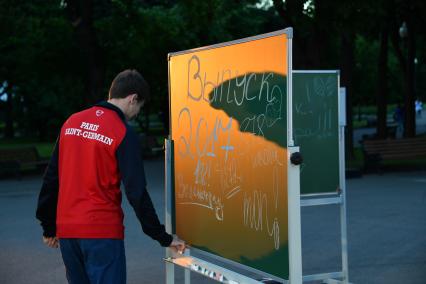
[59, 239, 126, 284]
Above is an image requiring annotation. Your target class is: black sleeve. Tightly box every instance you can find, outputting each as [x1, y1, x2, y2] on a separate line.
[117, 128, 172, 247]
[35, 138, 59, 237]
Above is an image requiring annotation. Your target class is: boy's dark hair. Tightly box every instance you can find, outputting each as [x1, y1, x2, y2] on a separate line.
[109, 69, 150, 102]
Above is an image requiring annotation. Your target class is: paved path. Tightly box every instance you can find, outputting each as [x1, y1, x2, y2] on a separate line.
[1, 160, 425, 283]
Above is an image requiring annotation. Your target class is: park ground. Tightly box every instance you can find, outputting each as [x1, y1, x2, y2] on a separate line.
[0, 158, 425, 284]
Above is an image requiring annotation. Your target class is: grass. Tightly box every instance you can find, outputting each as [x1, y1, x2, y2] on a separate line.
[353, 119, 369, 129]
[0, 138, 55, 159]
[346, 148, 364, 169]
[352, 104, 401, 129]
[354, 104, 399, 115]
[356, 105, 377, 115]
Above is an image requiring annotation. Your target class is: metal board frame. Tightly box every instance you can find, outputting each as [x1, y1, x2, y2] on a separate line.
[166, 28, 302, 284]
[293, 71, 349, 284]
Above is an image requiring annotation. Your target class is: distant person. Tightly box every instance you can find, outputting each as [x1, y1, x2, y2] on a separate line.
[36, 69, 185, 284]
[393, 103, 404, 138]
[415, 99, 423, 117]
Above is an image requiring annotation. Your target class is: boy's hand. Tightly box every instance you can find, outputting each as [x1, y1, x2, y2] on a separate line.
[43, 236, 59, 248]
[169, 235, 186, 254]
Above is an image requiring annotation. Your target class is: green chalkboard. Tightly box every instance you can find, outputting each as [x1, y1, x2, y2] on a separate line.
[169, 30, 291, 280]
[293, 71, 340, 194]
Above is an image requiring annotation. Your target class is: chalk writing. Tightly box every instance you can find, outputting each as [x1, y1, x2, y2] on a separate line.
[215, 157, 242, 198]
[294, 76, 336, 139]
[194, 159, 211, 186]
[187, 55, 284, 112]
[253, 148, 284, 168]
[176, 53, 286, 242]
[243, 190, 280, 249]
[196, 116, 234, 161]
[225, 186, 241, 200]
[242, 167, 281, 249]
[177, 107, 193, 158]
[177, 174, 224, 221]
[177, 108, 234, 161]
[239, 75, 283, 137]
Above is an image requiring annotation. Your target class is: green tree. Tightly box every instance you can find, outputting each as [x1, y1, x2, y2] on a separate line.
[64, 0, 107, 104]
[272, 0, 361, 157]
[0, 0, 85, 140]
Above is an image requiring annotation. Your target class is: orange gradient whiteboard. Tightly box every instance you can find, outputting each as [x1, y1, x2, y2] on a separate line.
[169, 29, 292, 280]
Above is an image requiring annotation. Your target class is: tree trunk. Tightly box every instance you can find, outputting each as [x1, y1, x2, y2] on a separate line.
[66, 0, 105, 104]
[376, 26, 388, 139]
[309, 0, 332, 68]
[4, 91, 14, 138]
[403, 19, 416, 137]
[340, 32, 355, 159]
[272, 0, 308, 68]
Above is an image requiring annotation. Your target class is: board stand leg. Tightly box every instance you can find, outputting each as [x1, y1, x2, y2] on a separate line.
[166, 248, 175, 284]
[300, 123, 350, 284]
[339, 124, 349, 284]
[184, 249, 191, 284]
[165, 139, 175, 284]
[288, 146, 303, 284]
[299, 191, 351, 284]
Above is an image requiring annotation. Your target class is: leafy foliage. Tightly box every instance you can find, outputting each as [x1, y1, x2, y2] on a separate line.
[0, 0, 425, 141]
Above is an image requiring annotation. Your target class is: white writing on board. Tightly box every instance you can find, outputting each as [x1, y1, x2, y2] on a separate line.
[188, 55, 279, 106]
[252, 147, 284, 168]
[175, 54, 286, 250]
[177, 107, 234, 161]
[294, 76, 336, 139]
[242, 166, 280, 249]
[216, 157, 241, 192]
[187, 55, 284, 137]
[177, 174, 224, 221]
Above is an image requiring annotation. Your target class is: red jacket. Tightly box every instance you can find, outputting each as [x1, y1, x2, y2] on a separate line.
[36, 102, 171, 246]
[57, 104, 126, 238]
